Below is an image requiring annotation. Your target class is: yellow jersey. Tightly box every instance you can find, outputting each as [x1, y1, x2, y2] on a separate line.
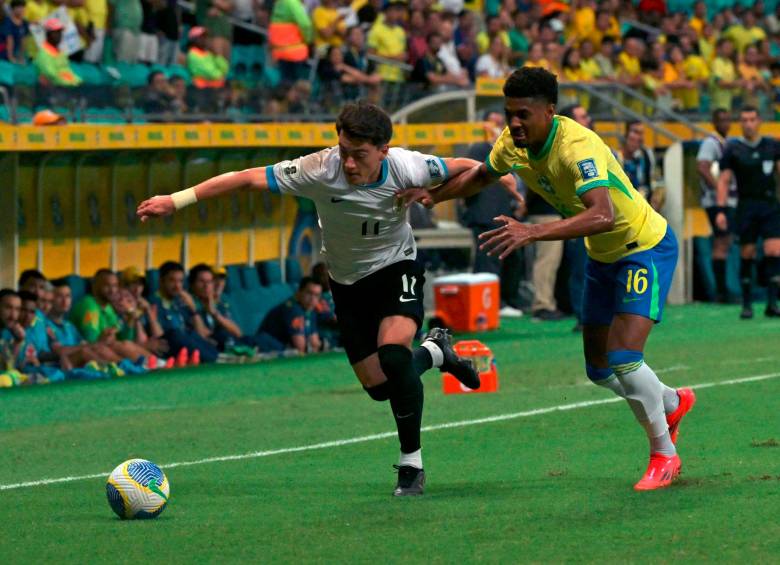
[485, 116, 667, 263]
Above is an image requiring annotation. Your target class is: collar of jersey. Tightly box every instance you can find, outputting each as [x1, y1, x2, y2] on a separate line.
[353, 160, 388, 188]
[738, 136, 763, 148]
[528, 116, 559, 161]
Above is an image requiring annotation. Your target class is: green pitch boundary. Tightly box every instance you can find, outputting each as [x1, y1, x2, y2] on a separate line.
[3, 370, 778, 493]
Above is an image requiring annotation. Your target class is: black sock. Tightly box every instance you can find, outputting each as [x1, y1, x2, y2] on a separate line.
[765, 257, 780, 309]
[713, 258, 728, 300]
[740, 258, 754, 309]
[378, 345, 424, 454]
[412, 347, 433, 377]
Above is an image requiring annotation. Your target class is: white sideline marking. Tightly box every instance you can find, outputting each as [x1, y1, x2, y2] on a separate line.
[655, 365, 690, 375]
[2, 371, 779, 492]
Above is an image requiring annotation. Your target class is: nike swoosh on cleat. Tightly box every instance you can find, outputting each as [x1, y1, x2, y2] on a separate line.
[330, 197, 345, 203]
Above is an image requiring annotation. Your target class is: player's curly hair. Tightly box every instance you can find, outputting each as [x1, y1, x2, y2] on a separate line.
[336, 101, 393, 147]
[503, 67, 558, 106]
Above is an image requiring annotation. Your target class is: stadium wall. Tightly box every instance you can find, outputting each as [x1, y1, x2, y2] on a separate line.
[0, 123, 482, 287]
[0, 121, 746, 293]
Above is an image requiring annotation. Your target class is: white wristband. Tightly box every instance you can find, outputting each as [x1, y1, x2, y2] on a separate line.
[171, 188, 198, 210]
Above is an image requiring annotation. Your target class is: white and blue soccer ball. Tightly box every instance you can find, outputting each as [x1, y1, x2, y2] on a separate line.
[106, 458, 170, 519]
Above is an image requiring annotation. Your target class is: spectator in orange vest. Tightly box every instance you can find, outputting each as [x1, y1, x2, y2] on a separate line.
[269, 0, 312, 83]
[33, 18, 82, 87]
[186, 26, 229, 89]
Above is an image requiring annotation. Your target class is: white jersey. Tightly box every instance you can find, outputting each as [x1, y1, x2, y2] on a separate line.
[266, 146, 448, 284]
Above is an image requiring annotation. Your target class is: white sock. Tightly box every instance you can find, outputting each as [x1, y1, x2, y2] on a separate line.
[597, 374, 626, 397]
[420, 341, 443, 368]
[399, 449, 423, 469]
[616, 361, 676, 457]
[662, 385, 680, 414]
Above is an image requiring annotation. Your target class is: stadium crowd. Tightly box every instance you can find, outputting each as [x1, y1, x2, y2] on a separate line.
[0, 261, 338, 386]
[3, 0, 780, 119]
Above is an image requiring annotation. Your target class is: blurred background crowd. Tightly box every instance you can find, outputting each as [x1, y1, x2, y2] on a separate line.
[3, 0, 780, 121]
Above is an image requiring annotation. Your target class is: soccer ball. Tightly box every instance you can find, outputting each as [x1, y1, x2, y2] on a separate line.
[106, 458, 170, 519]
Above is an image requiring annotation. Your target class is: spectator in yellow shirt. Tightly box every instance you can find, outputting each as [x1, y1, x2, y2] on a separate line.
[676, 39, 710, 110]
[367, 1, 407, 83]
[476, 14, 510, 55]
[568, 0, 596, 45]
[524, 41, 549, 70]
[711, 38, 739, 112]
[312, 0, 346, 51]
[738, 44, 770, 108]
[560, 46, 592, 108]
[724, 11, 767, 54]
[618, 37, 644, 88]
[593, 35, 616, 78]
[698, 21, 718, 62]
[689, 1, 707, 38]
[23, 0, 52, 24]
[579, 39, 602, 79]
[544, 41, 562, 75]
[589, 7, 619, 49]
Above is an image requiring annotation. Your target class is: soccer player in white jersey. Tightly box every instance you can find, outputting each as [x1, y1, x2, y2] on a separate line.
[138, 102, 517, 496]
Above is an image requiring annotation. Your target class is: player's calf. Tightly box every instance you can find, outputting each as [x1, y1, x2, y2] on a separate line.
[363, 381, 392, 402]
[585, 364, 625, 397]
[608, 350, 676, 457]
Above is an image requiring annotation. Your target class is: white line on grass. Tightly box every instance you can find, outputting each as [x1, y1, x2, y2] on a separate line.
[2, 371, 779, 492]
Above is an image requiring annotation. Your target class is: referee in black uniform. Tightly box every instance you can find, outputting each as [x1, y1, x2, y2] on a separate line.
[716, 106, 780, 319]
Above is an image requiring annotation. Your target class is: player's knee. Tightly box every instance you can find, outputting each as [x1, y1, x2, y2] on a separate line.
[585, 364, 614, 384]
[377, 344, 412, 381]
[607, 349, 644, 378]
[364, 381, 392, 402]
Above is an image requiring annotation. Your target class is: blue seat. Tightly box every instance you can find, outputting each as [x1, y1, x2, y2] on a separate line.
[145, 269, 160, 295]
[285, 257, 303, 285]
[0, 61, 15, 86]
[257, 260, 283, 286]
[61, 275, 87, 304]
[241, 265, 261, 289]
[224, 264, 243, 294]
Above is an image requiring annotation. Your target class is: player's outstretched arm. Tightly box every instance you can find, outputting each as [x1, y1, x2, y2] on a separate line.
[480, 187, 615, 259]
[397, 161, 518, 208]
[136, 167, 269, 222]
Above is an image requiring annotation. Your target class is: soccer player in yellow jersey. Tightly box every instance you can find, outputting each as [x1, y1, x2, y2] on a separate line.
[400, 67, 696, 491]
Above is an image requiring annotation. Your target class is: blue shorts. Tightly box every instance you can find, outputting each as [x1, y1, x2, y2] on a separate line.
[582, 227, 678, 326]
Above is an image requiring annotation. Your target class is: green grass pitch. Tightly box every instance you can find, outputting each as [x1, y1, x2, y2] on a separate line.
[1, 304, 779, 562]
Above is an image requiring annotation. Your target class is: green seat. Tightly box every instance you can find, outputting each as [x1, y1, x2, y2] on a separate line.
[71, 63, 110, 86]
[0, 61, 15, 85]
[110, 63, 149, 88]
[13, 64, 39, 86]
[166, 65, 192, 84]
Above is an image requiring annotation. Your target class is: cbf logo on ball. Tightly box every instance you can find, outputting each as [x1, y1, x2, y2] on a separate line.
[106, 459, 170, 519]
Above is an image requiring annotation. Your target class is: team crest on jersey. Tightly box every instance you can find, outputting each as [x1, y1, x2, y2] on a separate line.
[763, 160, 774, 175]
[577, 158, 599, 180]
[281, 159, 302, 180]
[538, 175, 554, 194]
[426, 158, 443, 179]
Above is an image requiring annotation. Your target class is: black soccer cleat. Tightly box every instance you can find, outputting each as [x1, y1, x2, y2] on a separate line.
[393, 465, 425, 496]
[424, 328, 480, 390]
[765, 305, 780, 318]
[740, 306, 754, 319]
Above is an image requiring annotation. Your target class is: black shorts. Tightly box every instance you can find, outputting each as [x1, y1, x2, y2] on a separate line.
[735, 200, 780, 244]
[705, 206, 735, 237]
[330, 260, 426, 365]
